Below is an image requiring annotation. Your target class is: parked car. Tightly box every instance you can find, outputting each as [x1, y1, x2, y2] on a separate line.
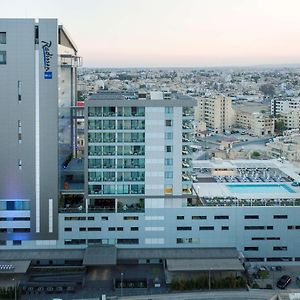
[276, 275, 291, 289]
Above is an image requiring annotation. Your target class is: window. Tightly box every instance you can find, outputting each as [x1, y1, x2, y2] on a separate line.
[273, 246, 287, 251]
[101, 216, 108, 221]
[117, 239, 139, 244]
[244, 215, 259, 219]
[18, 81, 22, 102]
[165, 120, 172, 126]
[177, 216, 184, 220]
[65, 216, 86, 221]
[18, 120, 22, 143]
[130, 227, 139, 231]
[165, 107, 173, 114]
[108, 227, 115, 231]
[222, 226, 229, 230]
[79, 227, 86, 231]
[64, 228, 72, 232]
[124, 216, 138, 220]
[88, 217, 95, 220]
[165, 158, 173, 166]
[252, 237, 264, 240]
[267, 237, 280, 240]
[17, 159, 22, 170]
[192, 216, 207, 220]
[166, 146, 172, 153]
[0, 51, 6, 64]
[244, 226, 265, 230]
[199, 226, 214, 230]
[0, 32, 6, 44]
[13, 240, 22, 246]
[165, 132, 173, 140]
[214, 215, 229, 220]
[273, 215, 288, 219]
[244, 247, 259, 251]
[177, 226, 192, 231]
[165, 171, 173, 179]
[88, 227, 101, 231]
[117, 227, 123, 231]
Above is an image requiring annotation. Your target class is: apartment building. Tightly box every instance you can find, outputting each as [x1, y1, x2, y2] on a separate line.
[267, 132, 300, 161]
[196, 95, 234, 133]
[0, 19, 81, 242]
[271, 97, 300, 116]
[277, 110, 300, 130]
[234, 106, 274, 137]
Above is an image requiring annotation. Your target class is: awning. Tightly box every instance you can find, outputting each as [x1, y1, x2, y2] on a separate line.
[83, 245, 117, 266]
[0, 260, 31, 274]
[166, 258, 244, 272]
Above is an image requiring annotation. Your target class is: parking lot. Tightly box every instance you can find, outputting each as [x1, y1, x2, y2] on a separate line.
[250, 266, 300, 290]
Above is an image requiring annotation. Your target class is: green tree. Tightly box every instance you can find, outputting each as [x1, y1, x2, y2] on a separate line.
[275, 119, 286, 133]
[251, 151, 261, 158]
[259, 84, 275, 97]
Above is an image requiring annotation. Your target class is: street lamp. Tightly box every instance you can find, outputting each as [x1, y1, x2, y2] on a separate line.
[208, 268, 212, 291]
[12, 278, 17, 300]
[120, 272, 124, 297]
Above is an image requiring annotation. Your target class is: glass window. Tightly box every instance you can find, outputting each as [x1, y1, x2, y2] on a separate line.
[165, 120, 172, 126]
[166, 146, 172, 152]
[0, 32, 6, 44]
[165, 171, 173, 179]
[0, 51, 6, 64]
[165, 107, 173, 114]
[165, 132, 173, 140]
[165, 158, 173, 166]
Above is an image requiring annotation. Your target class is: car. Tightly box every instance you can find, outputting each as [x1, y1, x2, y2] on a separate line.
[276, 275, 291, 289]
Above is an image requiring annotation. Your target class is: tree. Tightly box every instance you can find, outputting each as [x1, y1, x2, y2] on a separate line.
[259, 84, 275, 97]
[275, 119, 286, 133]
[251, 151, 261, 158]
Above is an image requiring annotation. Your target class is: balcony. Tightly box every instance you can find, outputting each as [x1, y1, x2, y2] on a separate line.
[117, 198, 145, 213]
[88, 198, 115, 213]
[60, 54, 82, 67]
[59, 194, 85, 213]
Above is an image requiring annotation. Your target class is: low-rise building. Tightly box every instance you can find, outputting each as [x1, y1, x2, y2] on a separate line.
[267, 132, 300, 161]
[234, 104, 274, 137]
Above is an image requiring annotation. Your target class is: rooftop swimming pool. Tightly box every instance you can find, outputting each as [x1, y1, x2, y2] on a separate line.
[226, 184, 296, 194]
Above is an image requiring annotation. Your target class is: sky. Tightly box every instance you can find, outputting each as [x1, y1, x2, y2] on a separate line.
[1, 0, 300, 68]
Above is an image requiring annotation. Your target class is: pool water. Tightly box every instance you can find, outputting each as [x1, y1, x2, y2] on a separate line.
[226, 184, 296, 194]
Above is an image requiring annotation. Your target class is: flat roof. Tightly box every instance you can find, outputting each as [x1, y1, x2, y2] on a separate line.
[0, 260, 31, 274]
[0, 249, 84, 261]
[166, 258, 244, 272]
[118, 247, 239, 260]
[83, 246, 117, 266]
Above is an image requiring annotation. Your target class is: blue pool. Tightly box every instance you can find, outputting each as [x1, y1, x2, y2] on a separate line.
[226, 184, 296, 194]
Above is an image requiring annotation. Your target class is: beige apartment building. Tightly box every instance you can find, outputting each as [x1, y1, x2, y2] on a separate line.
[234, 104, 274, 137]
[267, 133, 300, 161]
[195, 95, 234, 134]
[277, 110, 300, 130]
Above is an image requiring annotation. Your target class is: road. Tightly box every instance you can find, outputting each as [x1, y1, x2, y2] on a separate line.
[78, 289, 285, 300]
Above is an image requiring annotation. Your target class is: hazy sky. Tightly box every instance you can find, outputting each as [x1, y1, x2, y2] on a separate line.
[1, 0, 300, 67]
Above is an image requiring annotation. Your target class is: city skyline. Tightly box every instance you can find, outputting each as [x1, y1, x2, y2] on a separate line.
[2, 0, 300, 67]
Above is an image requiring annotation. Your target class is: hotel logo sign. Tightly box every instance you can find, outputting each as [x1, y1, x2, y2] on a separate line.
[41, 41, 53, 79]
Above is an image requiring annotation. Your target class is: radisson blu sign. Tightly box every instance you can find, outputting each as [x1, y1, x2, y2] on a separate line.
[41, 41, 53, 79]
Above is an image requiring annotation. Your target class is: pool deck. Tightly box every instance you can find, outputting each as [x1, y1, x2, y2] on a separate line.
[193, 159, 300, 200]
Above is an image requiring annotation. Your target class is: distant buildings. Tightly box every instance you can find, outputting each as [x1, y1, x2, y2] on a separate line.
[267, 131, 300, 161]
